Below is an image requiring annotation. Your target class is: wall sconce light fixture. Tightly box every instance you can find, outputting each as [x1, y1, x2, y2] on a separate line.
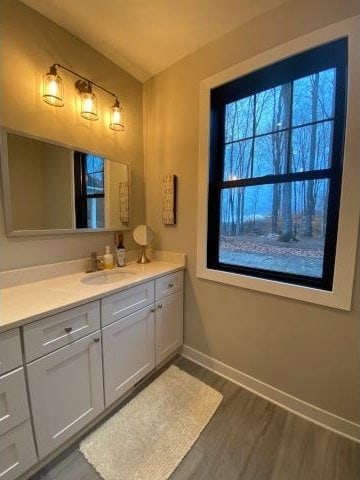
[43, 64, 124, 131]
[43, 65, 64, 107]
[109, 98, 125, 131]
[75, 80, 98, 121]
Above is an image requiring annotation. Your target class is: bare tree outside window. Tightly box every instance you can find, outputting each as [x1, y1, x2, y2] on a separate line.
[219, 69, 335, 278]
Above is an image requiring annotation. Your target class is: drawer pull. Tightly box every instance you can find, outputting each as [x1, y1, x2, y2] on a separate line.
[64, 327, 73, 334]
[168, 283, 174, 288]
[94, 337, 100, 343]
[158, 303, 163, 309]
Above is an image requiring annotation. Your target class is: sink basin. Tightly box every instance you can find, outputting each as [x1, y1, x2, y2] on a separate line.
[81, 270, 136, 285]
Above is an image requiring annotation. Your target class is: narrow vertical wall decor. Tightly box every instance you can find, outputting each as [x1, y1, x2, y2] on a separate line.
[119, 181, 129, 224]
[162, 175, 177, 225]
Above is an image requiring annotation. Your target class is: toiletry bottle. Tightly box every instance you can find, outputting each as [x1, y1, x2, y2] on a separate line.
[103, 246, 114, 269]
[115, 233, 126, 267]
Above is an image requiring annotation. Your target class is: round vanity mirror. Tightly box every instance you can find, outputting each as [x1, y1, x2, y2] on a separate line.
[132, 225, 154, 263]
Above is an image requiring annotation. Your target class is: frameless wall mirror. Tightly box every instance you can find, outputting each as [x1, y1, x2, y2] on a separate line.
[0, 129, 131, 236]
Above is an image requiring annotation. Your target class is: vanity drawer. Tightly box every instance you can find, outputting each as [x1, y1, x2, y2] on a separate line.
[101, 281, 154, 327]
[0, 329, 22, 375]
[0, 368, 30, 436]
[155, 271, 183, 300]
[0, 420, 37, 480]
[23, 301, 100, 362]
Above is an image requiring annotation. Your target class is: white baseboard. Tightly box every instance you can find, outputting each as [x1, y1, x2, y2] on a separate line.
[182, 345, 360, 443]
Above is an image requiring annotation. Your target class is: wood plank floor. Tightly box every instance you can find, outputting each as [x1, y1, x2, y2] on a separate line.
[31, 356, 360, 480]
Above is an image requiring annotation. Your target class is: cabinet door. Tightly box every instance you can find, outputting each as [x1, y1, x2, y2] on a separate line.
[27, 331, 104, 459]
[155, 291, 183, 365]
[103, 306, 155, 406]
[0, 420, 37, 480]
[0, 368, 30, 436]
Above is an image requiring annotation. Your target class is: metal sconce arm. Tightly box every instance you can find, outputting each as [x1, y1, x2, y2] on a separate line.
[51, 63, 119, 101]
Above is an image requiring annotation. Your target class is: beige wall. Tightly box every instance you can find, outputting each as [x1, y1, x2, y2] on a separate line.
[144, 0, 360, 422]
[0, 0, 144, 270]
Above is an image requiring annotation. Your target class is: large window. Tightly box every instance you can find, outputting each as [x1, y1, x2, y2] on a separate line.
[207, 39, 347, 290]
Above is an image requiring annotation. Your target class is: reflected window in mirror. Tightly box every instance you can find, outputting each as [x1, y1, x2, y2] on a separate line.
[74, 152, 105, 228]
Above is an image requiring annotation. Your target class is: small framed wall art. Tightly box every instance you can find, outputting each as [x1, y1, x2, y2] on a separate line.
[162, 174, 177, 225]
[119, 180, 130, 224]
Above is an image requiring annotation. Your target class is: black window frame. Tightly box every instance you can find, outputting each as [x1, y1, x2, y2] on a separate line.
[207, 38, 348, 291]
[74, 151, 105, 228]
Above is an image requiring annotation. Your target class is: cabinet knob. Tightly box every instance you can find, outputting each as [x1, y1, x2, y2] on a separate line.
[94, 337, 100, 343]
[64, 327, 73, 334]
[168, 283, 174, 288]
[158, 303, 163, 309]
[150, 308, 156, 313]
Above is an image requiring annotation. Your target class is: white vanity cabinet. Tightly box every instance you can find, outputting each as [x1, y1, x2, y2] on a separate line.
[154, 272, 184, 365]
[24, 303, 104, 459]
[0, 264, 184, 476]
[0, 329, 37, 480]
[101, 274, 183, 406]
[101, 282, 155, 406]
[102, 306, 155, 406]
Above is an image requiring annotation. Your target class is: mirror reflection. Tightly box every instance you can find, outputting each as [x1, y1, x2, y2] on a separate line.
[2, 131, 130, 234]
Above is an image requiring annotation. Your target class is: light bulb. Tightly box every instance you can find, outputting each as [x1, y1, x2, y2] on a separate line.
[80, 91, 98, 121]
[43, 66, 64, 107]
[109, 99, 125, 131]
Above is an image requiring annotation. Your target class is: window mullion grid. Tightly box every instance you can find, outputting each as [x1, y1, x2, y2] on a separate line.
[250, 95, 256, 178]
[223, 116, 334, 147]
[80, 155, 87, 197]
[84, 193, 104, 199]
[285, 81, 294, 174]
[218, 168, 331, 190]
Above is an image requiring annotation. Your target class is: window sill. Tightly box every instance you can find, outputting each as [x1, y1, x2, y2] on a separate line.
[197, 266, 352, 310]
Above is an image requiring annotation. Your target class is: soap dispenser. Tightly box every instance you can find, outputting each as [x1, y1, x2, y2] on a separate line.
[115, 232, 126, 267]
[103, 246, 114, 269]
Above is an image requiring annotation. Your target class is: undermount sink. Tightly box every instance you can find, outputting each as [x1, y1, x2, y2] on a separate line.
[81, 269, 136, 285]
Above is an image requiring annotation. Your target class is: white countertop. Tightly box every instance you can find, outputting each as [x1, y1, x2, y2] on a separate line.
[0, 260, 184, 333]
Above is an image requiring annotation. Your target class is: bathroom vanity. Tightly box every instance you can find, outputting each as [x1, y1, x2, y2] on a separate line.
[0, 257, 184, 480]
